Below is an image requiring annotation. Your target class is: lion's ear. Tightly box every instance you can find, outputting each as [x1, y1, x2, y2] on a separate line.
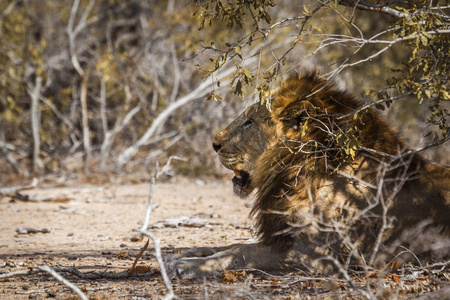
[273, 100, 316, 123]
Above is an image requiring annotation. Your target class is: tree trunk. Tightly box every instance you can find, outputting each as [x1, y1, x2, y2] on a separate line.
[80, 78, 90, 174]
[29, 76, 42, 175]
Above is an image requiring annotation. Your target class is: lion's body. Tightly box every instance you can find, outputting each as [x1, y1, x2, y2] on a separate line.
[167, 71, 450, 278]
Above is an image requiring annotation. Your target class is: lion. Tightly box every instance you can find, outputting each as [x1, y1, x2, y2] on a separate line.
[166, 71, 450, 279]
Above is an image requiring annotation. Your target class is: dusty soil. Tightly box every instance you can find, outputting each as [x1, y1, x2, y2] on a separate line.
[0, 177, 448, 299]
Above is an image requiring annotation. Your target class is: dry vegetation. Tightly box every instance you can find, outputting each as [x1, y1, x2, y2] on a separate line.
[1, 176, 449, 299]
[1, 0, 449, 299]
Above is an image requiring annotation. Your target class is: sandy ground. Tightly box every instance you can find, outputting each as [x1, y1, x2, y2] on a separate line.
[0, 178, 448, 299]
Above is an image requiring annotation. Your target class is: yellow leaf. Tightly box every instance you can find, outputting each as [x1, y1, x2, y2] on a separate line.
[303, 5, 310, 14]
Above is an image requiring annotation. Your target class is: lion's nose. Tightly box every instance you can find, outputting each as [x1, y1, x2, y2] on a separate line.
[212, 142, 221, 152]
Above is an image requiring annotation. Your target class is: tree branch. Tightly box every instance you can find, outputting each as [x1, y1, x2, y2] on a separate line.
[338, 0, 408, 18]
[118, 57, 256, 166]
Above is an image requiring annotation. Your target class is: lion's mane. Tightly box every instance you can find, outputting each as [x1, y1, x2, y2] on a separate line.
[250, 71, 449, 256]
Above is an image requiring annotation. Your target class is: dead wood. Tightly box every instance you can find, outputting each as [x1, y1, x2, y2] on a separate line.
[0, 265, 88, 300]
[0, 178, 70, 203]
[154, 216, 207, 228]
[11, 192, 72, 203]
[16, 227, 50, 234]
[54, 265, 156, 279]
[127, 239, 150, 277]
[0, 178, 38, 197]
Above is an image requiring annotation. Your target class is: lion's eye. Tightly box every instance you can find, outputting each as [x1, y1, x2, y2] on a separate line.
[298, 111, 308, 120]
[243, 120, 252, 129]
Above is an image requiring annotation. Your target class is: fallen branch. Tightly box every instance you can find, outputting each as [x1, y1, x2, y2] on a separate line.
[11, 193, 73, 203]
[154, 216, 207, 228]
[0, 178, 38, 197]
[16, 227, 50, 234]
[0, 265, 88, 300]
[0, 268, 40, 279]
[54, 265, 156, 279]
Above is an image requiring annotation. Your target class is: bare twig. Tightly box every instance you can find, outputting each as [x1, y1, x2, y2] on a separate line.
[0, 268, 40, 279]
[118, 57, 256, 165]
[0, 178, 38, 197]
[134, 156, 185, 299]
[169, 41, 181, 104]
[36, 265, 88, 300]
[100, 104, 141, 168]
[54, 265, 155, 279]
[336, 91, 414, 120]
[138, 229, 176, 300]
[128, 239, 150, 277]
[338, 0, 409, 18]
[0, 140, 28, 176]
[141, 156, 186, 231]
[12, 193, 72, 203]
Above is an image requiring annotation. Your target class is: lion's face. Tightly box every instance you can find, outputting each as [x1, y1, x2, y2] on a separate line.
[213, 104, 276, 198]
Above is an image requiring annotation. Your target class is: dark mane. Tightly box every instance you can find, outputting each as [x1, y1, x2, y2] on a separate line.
[251, 71, 425, 248]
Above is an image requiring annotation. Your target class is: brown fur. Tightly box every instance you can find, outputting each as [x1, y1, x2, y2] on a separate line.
[251, 71, 450, 258]
[167, 71, 450, 278]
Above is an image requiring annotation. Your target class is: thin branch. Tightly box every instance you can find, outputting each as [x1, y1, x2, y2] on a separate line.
[128, 239, 150, 277]
[322, 256, 373, 298]
[36, 265, 88, 300]
[138, 229, 176, 300]
[118, 57, 256, 165]
[67, 0, 84, 77]
[74, 0, 96, 35]
[338, 0, 409, 18]
[141, 156, 186, 231]
[0, 140, 28, 176]
[169, 41, 181, 103]
[264, 16, 308, 38]
[54, 265, 155, 279]
[336, 91, 413, 120]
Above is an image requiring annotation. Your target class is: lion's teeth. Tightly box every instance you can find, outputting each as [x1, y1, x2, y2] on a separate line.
[234, 170, 241, 178]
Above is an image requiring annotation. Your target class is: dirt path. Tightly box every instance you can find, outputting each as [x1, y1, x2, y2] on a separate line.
[0, 179, 448, 299]
[0, 178, 258, 299]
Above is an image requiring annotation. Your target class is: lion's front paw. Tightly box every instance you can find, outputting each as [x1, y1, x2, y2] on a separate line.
[165, 257, 218, 279]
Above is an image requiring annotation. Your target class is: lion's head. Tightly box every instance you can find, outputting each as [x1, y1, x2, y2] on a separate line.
[212, 103, 276, 198]
[213, 71, 368, 200]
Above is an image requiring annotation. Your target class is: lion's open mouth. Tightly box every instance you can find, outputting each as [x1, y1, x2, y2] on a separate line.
[232, 170, 250, 188]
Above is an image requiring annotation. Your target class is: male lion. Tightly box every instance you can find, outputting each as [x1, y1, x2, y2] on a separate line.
[167, 71, 450, 279]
